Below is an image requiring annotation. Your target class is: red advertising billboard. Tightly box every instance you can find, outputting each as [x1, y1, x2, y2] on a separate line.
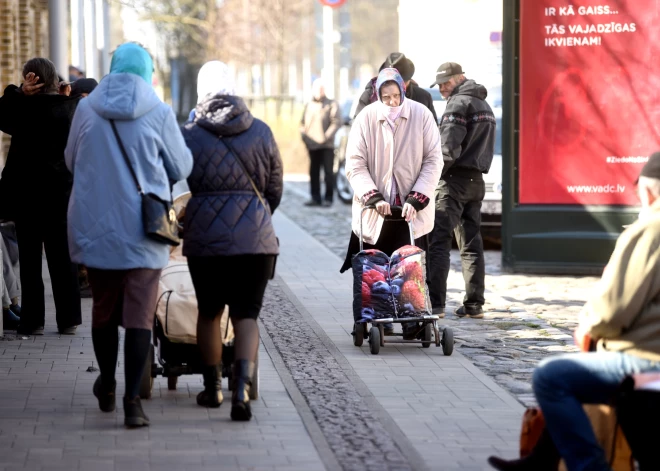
[519, 0, 660, 205]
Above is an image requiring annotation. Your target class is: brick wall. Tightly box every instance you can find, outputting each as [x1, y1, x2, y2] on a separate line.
[0, 0, 49, 167]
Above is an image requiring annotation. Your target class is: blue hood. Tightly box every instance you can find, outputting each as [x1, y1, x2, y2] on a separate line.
[87, 73, 161, 120]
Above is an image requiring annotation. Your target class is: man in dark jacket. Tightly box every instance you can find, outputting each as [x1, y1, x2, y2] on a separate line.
[427, 62, 496, 319]
[354, 52, 437, 123]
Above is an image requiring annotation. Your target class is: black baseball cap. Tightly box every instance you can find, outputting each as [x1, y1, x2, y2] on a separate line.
[70, 78, 98, 98]
[637, 152, 660, 183]
[379, 53, 415, 82]
[430, 62, 464, 87]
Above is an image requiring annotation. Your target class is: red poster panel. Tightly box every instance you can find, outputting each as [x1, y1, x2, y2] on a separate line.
[519, 0, 660, 205]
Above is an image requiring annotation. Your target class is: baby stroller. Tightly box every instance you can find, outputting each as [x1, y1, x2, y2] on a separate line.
[351, 205, 454, 356]
[138, 192, 259, 400]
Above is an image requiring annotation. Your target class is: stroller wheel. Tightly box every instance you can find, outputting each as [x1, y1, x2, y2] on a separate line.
[369, 327, 380, 355]
[353, 323, 364, 347]
[422, 324, 432, 348]
[167, 376, 178, 391]
[442, 328, 454, 356]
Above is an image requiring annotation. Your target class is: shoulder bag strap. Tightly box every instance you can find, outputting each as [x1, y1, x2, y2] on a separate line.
[109, 119, 143, 195]
[223, 137, 268, 211]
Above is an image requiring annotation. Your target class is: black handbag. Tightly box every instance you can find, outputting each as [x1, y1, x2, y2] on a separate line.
[223, 137, 279, 279]
[110, 120, 180, 246]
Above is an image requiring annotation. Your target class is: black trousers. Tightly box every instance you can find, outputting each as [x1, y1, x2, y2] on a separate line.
[428, 173, 486, 309]
[308, 148, 334, 203]
[15, 216, 81, 330]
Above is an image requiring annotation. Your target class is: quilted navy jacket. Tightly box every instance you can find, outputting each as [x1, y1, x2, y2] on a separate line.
[181, 95, 283, 257]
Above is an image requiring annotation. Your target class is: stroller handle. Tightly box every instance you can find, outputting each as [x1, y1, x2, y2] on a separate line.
[358, 205, 414, 252]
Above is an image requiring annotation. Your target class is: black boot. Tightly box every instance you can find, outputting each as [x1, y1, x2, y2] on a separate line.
[488, 430, 560, 471]
[3, 307, 20, 330]
[197, 364, 223, 408]
[231, 360, 254, 421]
[123, 396, 150, 428]
[93, 375, 116, 412]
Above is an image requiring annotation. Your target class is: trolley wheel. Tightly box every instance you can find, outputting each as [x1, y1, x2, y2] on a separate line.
[434, 325, 441, 347]
[353, 323, 364, 347]
[139, 344, 154, 399]
[167, 376, 178, 391]
[249, 353, 259, 400]
[422, 324, 432, 348]
[442, 327, 454, 356]
[369, 327, 381, 355]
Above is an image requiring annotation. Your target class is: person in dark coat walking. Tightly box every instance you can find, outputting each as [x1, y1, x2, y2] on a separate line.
[0, 58, 82, 336]
[427, 62, 496, 319]
[354, 52, 437, 123]
[181, 61, 283, 421]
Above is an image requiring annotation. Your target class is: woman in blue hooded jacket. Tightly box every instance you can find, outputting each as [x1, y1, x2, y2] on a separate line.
[65, 43, 193, 428]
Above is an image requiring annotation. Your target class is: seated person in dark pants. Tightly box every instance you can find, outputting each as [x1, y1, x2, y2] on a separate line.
[488, 152, 660, 471]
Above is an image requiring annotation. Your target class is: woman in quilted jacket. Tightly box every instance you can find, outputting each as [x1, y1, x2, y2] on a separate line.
[182, 61, 283, 421]
[65, 43, 193, 428]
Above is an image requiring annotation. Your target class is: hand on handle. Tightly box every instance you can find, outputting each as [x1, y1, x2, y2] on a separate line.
[402, 203, 417, 222]
[375, 201, 391, 217]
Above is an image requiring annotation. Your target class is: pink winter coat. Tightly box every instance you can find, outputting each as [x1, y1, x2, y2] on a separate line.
[345, 98, 443, 245]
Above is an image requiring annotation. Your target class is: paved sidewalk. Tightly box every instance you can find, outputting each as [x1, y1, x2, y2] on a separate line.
[0, 208, 524, 471]
[278, 181, 597, 406]
[272, 211, 523, 471]
[0, 261, 324, 471]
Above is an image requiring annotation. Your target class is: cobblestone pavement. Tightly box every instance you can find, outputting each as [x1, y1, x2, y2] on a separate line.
[260, 281, 413, 471]
[279, 180, 601, 407]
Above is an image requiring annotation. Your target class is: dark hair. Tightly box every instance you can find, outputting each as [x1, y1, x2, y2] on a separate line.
[22, 58, 59, 94]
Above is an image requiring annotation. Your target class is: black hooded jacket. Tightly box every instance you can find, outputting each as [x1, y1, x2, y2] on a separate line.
[439, 79, 496, 176]
[0, 85, 81, 220]
[181, 95, 283, 257]
[354, 79, 437, 123]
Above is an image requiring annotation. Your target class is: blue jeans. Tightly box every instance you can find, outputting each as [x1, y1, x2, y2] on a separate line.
[533, 352, 660, 471]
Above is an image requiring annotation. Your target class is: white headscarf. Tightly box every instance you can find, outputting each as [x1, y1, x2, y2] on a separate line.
[196, 61, 235, 104]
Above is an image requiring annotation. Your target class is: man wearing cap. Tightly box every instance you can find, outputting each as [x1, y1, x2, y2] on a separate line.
[354, 52, 436, 122]
[70, 78, 98, 99]
[428, 62, 495, 319]
[488, 153, 660, 470]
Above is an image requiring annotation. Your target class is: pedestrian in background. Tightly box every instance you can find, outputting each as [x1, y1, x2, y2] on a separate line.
[354, 52, 437, 123]
[182, 60, 283, 421]
[70, 78, 98, 99]
[65, 42, 192, 428]
[0, 58, 82, 336]
[300, 78, 341, 207]
[427, 62, 496, 319]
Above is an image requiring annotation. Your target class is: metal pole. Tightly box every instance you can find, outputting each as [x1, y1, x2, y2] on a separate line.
[322, 5, 335, 99]
[98, 0, 112, 75]
[84, 0, 98, 79]
[48, 0, 69, 78]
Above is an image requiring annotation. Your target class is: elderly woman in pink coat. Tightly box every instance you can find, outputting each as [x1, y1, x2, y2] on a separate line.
[340, 67, 443, 336]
